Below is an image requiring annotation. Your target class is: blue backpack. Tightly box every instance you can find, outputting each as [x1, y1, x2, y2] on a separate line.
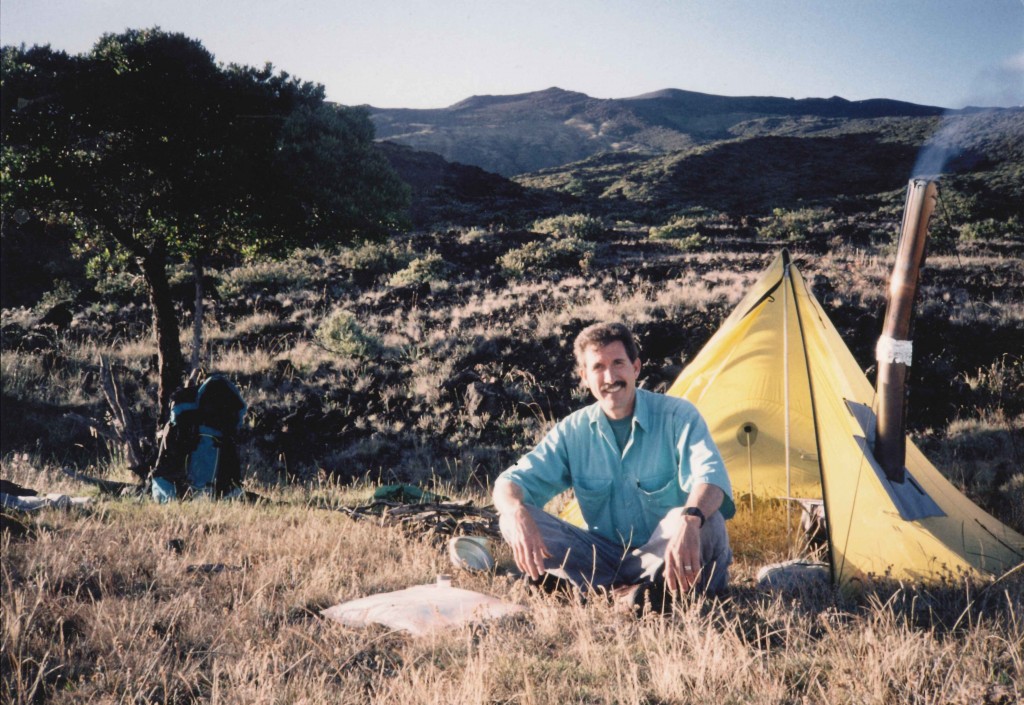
[151, 374, 247, 502]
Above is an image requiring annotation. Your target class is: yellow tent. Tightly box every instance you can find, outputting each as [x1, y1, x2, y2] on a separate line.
[664, 250, 1024, 586]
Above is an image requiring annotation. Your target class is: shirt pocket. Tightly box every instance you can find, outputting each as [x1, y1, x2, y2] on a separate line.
[636, 474, 681, 515]
[574, 478, 613, 530]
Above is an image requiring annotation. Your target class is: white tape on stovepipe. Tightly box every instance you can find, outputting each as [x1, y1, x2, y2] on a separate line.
[876, 335, 913, 366]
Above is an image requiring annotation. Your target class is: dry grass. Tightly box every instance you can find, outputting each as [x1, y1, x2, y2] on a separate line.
[3, 458, 1021, 705]
[213, 346, 277, 378]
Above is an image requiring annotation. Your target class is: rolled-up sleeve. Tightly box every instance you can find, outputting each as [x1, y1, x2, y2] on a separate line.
[676, 410, 735, 519]
[497, 422, 572, 509]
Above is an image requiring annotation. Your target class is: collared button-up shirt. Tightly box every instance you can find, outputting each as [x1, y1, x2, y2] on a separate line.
[498, 388, 734, 547]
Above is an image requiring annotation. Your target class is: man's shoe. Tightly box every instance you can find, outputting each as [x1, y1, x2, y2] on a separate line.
[611, 578, 672, 616]
[610, 583, 644, 616]
[526, 574, 576, 601]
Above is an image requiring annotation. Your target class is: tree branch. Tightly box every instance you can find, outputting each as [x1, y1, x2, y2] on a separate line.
[98, 356, 149, 476]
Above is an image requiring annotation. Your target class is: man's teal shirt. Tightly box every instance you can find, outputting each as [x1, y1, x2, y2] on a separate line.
[499, 388, 735, 548]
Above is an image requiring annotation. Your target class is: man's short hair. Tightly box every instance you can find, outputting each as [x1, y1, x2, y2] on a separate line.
[573, 322, 640, 368]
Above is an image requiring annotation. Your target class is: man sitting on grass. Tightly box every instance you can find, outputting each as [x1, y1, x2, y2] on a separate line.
[493, 322, 734, 611]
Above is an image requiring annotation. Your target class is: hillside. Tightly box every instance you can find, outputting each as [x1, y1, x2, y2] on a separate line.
[376, 141, 571, 226]
[369, 88, 1022, 231]
[517, 108, 1024, 221]
[369, 87, 947, 176]
[4, 231, 1022, 515]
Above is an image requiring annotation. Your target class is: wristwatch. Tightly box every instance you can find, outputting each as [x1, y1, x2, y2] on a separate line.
[682, 506, 706, 528]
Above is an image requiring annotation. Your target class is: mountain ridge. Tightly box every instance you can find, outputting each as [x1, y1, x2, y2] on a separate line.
[368, 86, 950, 175]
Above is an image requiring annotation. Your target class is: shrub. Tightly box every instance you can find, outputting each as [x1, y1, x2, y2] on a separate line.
[959, 216, 1024, 242]
[664, 232, 710, 252]
[33, 279, 80, 314]
[93, 271, 149, 302]
[218, 258, 318, 298]
[757, 207, 835, 242]
[530, 213, 606, 240]
[498, 238, 595, 277]
[387, 251, 454, 287]
[648, 215, 704, 241]
[918, 187, 1019, 249]
[924, 221, 958, 251]
[339, 241, 411, 284]
[458, 227, 490, 245]
[315, 309, 380, 359]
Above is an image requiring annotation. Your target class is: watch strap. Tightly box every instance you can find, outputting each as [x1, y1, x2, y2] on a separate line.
[682, 506, 706, 528]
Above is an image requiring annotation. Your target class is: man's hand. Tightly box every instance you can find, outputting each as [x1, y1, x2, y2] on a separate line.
[499, 505, 551, 580]
[663, 513, 702, 593]
[493, 478, 551, 580]
[661, 484, 724, 593]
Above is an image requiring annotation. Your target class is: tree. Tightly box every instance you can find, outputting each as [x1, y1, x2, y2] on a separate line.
[2, 29, 409, 435]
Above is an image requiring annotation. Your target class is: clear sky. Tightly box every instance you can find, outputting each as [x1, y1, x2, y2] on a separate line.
[2, 0, 1022, 110]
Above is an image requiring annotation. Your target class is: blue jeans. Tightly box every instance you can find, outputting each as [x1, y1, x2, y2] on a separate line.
[509, 504, 732, 594]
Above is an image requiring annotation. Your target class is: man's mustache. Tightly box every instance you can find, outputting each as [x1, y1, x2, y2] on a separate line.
[600, 381, 626, 393]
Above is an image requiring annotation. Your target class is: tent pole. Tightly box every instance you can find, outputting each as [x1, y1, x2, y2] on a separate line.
[783, 261, 792, 544]
[746, 431, 754, 512]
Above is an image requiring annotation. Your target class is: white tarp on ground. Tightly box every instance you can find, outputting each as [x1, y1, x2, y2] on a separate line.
[1, 492, 94, 512]
[321, 578, 524, 636]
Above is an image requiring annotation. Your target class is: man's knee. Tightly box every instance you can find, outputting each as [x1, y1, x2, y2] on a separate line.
[700, 511, 730, 557]
[500, 504, 576, 558]
[699, 511, 732, 593]
[500, 505, 624, 589]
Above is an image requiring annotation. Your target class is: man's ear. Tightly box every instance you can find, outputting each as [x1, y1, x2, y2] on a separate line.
[633, 357, 642, 376]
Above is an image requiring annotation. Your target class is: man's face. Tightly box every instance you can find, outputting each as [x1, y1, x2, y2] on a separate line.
[579, 341, 641, 420]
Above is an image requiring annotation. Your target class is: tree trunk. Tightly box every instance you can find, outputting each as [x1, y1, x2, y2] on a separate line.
[140, 248, 184, 424]
[190, 256, 205, 374]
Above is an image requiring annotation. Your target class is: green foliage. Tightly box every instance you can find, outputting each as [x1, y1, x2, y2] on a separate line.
[3, 27, 411, 264]
[33, 279, 79, 314]
[338, 241, 411, 284]
[648, 211, 719, 251]
[958, 216, 1024, 242]
[649, 215, 702, 240]
[922, 181, 1024, 246]
[2, 29, 410, 410]
[563, 177, 589, 197]
[757, 207, 835, 242]
[93, 271, 148, 302]
[530, 213, 606, 240]
[218, 258, 318, 299]
[387, 251, 453, 287]
[928, 188, 979, 248]
[270, 104, 410, 249]
[665, 232, 711, 252]
[457, 227, 491, 245]
[315, 309, 381, 360]
[498, 237, 595, 277]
